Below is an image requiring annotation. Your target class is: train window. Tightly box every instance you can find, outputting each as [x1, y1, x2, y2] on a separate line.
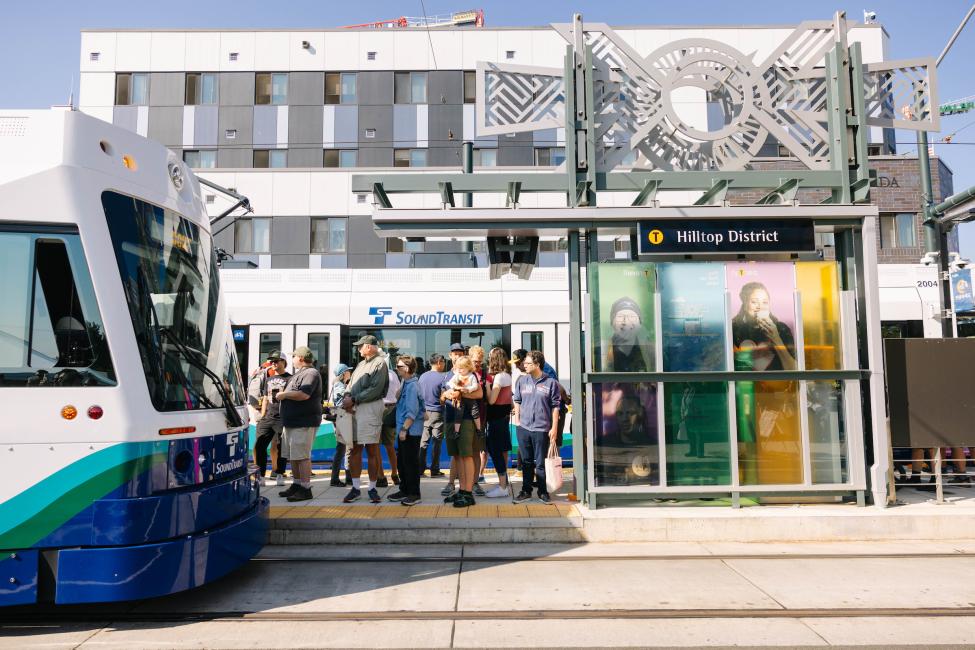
[101, 191, 245, 411]
[0, 230, 116, 386]
[259, 333, 282, 360]
[306, 333, 329, 375]
[521, 331, 544, 352]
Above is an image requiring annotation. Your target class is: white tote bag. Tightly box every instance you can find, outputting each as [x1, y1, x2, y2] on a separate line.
[545, 446, 564, 494]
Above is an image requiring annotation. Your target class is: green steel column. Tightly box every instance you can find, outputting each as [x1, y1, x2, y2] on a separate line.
[918, 132, 953, 337]
[462, 141, 473, 208]
[568, 230, 586, 502]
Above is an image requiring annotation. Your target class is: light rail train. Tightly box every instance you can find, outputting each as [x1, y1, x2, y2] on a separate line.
[0, 109, 267, 606]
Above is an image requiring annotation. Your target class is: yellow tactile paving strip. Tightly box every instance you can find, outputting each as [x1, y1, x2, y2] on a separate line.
[268, 503, 580, 520]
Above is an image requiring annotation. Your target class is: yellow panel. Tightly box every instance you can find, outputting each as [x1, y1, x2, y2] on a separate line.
[343, 507, 378, 519]
[796, 261, 842, 370]
[436, 505, 469, 518]
[405, 505, 439, 518]
[554, 504, 580, 517]
[373, 505, 408, 519]
[526, 505, 561, 518]
[278, 507, 317, 518]
[738, 380, 802, 485]
[497, 505, 530, 518]
[268, 506, 293, 519]
[315, 506, 349, 519]
[466, 505, 499, 518]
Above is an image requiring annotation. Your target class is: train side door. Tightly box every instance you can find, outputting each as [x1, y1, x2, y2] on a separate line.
[295, 325, 341, 379]
[510, 324, 558, 376]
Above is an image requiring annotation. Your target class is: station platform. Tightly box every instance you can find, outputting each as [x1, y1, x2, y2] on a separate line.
[266, 469, 975, 545]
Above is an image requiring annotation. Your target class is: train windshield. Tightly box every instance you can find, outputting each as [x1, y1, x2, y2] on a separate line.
[102, 191, 245, 412]
[0, 227, 116, 386]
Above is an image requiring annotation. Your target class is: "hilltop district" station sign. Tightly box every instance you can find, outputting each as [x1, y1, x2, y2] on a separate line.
[638, 219, 816, 254]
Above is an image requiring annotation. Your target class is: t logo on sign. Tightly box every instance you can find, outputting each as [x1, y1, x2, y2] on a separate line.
[647, 229, 664, 245]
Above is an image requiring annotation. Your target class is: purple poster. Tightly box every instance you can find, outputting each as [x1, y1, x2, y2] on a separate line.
[726, 262, 798, 372]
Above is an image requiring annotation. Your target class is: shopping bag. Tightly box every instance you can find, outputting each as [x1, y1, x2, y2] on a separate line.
[545, 450, 564, 494]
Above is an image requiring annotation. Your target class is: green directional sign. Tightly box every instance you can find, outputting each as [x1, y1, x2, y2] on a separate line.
[940, 101, 975, 116]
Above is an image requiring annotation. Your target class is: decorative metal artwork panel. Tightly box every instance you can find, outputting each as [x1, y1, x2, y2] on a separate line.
[474, 20, 938, 173]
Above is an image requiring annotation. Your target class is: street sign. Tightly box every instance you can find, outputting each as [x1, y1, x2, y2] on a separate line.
[637, 219, 816, 255]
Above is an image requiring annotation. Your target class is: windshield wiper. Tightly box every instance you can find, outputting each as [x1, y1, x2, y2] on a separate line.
[158, 327, 244, 429]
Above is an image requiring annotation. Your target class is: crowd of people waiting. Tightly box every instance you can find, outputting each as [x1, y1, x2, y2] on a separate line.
[247, 337, 569, 508]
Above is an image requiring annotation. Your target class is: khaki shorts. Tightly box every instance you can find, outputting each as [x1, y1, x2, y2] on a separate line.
[351, 399, 383, 446]
[281, 425, 317, 461]
[445, 419, 476, 458]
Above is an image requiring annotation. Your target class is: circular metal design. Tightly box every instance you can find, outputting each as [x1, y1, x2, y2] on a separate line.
[168, 162, 185, 190]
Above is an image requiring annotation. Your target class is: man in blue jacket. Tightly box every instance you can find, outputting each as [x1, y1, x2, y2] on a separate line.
[512, 350, 561, 504]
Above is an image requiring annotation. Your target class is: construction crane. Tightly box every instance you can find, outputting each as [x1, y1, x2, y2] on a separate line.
[341, 9, 484, 29]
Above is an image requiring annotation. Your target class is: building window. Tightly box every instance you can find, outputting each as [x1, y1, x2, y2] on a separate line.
[394, 149, 427, 168]
[473, 148, 497, 167]
[880, 213, 918, 248]
[325, 72, 357, 104]
[253, 149, 287, 168]
[235, 218, 271, 253]
[115, 73, 148, 105]
[464, 71, 476, 103]
[534, 147, 566, 167]
[539, 238, 568, 252]
[311, 218, 347, 253]
[324, 149, 357, 168]
[256, 73, 288, 105]
[185, 73, 218, 105]
[394, 72, 428, 104]
[386, 238, 423, 253]
[183, 150, 217, 169]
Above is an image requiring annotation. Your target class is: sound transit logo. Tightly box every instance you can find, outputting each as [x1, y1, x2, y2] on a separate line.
[368, 306, 393, 324]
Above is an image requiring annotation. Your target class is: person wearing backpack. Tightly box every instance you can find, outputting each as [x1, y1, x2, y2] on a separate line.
[386, 355, 424, 506]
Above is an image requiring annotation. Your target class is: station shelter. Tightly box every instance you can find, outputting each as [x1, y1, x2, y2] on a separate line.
[353, 14, 940, 508]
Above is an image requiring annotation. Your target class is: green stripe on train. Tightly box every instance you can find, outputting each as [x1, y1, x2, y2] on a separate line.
[0, 442, 165, 549]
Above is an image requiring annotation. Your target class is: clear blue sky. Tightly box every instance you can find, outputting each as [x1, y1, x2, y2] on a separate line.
[5, 0, 975, 254]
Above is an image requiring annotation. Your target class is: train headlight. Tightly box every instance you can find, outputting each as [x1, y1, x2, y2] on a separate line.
[61, 405, 78, 420]
[168, 162, 184, 190]
[87, 405, 104, 420]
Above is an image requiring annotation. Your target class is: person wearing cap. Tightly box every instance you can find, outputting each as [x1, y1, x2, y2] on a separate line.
[606, 296, 653, 373]
[439, 342, 468, 498]
[340, 335, 390, 504]
[328, 363, 352, 487]
[418, 353, 448, 477]
[440, 343, 484, 507]
[254, 351, 290, 487]
[275, 346, 324, 502]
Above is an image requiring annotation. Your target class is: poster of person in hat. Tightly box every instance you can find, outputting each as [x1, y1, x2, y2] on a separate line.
[591, 262, 655, 373]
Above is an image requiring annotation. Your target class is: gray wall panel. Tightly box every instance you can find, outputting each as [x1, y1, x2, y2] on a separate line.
[219, 106, 254, 145]
[220, 72, 256, 106]
[333, 105, 358, 147]
[213, 227, 234, 252]
[347, 215, 385, 254]
[428, 104, 462, 162]
[357, 147, 391, 167]
[194, 106, 219, 146]
[149, 73, 185, 106]
[270, 216, 311, 254]
[393, 105, 417, 147]
[347, 254, 386, 269]
[428, 70, 463, 105]
[113, 106, 138, 133]
[288, 148, 323, 167]
[289, 105, 324, 150]
[498, 131, 533, 166]
[252, 105, 278, 147]
[533, 128, 558, 146]
[271, 254, 311, 269]
[147, 106, 183, 148]
[321, 254, 348, 268]
[289, 72, 325, 105]
[358, 105, 392, 150]
[358, 71, 393, 105]
[428, 146, 461, 167]
[217, 148, 252, 168]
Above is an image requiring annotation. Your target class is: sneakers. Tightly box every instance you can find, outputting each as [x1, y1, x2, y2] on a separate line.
[453, 491, 475, 508]
[275, 474, 286, 487]
[387, 490, 407, 502]
[279, 483, 299, 498]
[477, 475, 486, 484]
[329, 478, 345, 487]
[286, 486, 313, 502]
[485, 485, 507, 498]
[473, 483, 486, 497]
[513, 491, 532, 503]
[429, 470, 445, 478]
[401, 495, 422, 506]
[343, 487, 361, 503]
[392, 475, 401, 486]
[440, 483, 456, 497]
[537, 492, 552, 504]
[368, 488, 381, 504]
[376, 475, 389, 488]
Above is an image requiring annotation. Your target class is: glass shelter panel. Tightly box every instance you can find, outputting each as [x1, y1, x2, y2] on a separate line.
[590, 262, 655, 373]
[593, 382, 659, 487]
[658, 263, 728, 372]
[664, 382, 732, 486]
[796, 261, 843, 370]
[808, 380, 849, 484]
[728, 262, 799, 373]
